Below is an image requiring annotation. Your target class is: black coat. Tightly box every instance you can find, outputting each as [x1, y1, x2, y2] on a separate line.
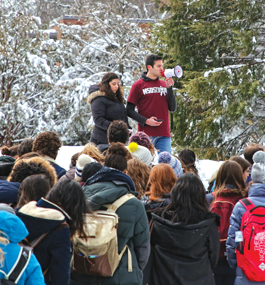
[88, 85, 129, 144]
[149, 212, 220, 285]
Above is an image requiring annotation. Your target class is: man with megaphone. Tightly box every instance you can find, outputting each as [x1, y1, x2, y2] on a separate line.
[127, 54, 178, 154]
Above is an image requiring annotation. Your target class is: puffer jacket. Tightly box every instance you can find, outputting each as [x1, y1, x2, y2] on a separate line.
[226, 183, 265, 285]
[16, 198, 71, 285]
[149, 211, 220, 285]
[71, 166, 150, 285]
[0, 210, 45, 285]
[88, 84, 130, 144]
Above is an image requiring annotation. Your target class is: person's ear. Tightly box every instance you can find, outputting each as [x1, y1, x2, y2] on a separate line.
[147, 65, 152, 71]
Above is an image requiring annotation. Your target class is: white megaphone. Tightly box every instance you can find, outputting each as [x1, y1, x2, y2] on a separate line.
[161, 65, 183, 78]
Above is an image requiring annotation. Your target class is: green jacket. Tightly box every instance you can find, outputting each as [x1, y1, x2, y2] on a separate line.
[71, 168, 150, 285]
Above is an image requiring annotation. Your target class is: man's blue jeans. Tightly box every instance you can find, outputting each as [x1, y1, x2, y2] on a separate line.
[149, 136, 171, 154]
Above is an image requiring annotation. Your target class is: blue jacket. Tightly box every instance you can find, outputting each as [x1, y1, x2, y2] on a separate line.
[226, 183, 265, 285]
[17, 198, 71, 285]
[0, 211, 45, 285]
[0, 180, 20, 204]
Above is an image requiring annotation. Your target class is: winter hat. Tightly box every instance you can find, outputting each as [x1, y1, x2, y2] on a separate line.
[128, 142, 153, 167]
[251, 151, 265, 183]
[0, 203, 15, 215]
[129, 132, 151, 150]
[158, 151, 183, 178]
[75, 154, 96, 179]
[81, 162, 103, 182]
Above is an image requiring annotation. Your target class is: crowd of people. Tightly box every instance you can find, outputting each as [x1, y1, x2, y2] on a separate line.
[0, 126, 264, 285]
[1, 53, 265, 285]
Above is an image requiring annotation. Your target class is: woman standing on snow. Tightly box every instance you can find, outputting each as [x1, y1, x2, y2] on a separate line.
[87, 72, 130, 146]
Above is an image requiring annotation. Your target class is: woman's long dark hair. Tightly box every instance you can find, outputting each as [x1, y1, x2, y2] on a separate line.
[99, 72, 123, 103]
[162, 173, 209, 224]
[46, 179, 90, 238]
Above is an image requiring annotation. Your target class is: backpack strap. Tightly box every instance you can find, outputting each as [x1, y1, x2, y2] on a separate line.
[4, 247, 31, 283]
[105, 193, 136, 212]
[240, 198, 255, 211]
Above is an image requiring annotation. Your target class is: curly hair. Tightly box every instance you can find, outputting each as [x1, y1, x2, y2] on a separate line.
[1, 145, 19, 157]
[17, 174, 51, 208]
[127, 158, 150, 199]
[107, 120, 129, 144]
[145, 163, 177, 201]
[17, 138, 34, 157]
[98, 72, 124, 103]
[32, 132, 62, 160]
[80, 143, 104, 163]
[7, 157, 57, 186]
[105, 142, 130, 172]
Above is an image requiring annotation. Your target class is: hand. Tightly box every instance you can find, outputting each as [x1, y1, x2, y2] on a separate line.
[146, 117, 162, 127]
[166, 77, 174, 88]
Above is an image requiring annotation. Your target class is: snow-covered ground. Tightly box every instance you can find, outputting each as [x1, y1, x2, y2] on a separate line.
[57, 146, 224, 190]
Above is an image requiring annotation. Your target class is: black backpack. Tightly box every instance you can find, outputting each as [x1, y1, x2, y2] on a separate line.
[0, 247, 31, 284]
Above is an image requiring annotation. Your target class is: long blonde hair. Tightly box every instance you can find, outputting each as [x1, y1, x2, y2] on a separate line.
[80, 143, 104, 163]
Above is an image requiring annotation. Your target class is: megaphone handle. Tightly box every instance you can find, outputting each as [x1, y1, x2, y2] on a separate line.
[171, 112, 173, 131]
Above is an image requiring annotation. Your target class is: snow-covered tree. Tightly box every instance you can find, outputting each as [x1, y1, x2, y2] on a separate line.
[151, 0, 265, 159]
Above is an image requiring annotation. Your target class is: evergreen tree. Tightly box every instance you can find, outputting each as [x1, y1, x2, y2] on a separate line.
[151, 0, 265, 159]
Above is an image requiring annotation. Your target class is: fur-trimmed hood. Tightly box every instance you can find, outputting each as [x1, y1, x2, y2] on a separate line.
[87, 90, 107, 105]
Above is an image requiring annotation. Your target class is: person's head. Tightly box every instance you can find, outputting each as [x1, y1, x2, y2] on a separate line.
[105, 143, 129, 172]
[17, 174, 51, 208]
[146, 54, 163, 78]
[70, 152, 80, 168]
[178, 149, 198, 176]
[7, 157, 57, 187]
[128, 142, 153, 168]
[229, 156, 251, 182]
[251, 151, 265, 183]
[127, 158, 150, 199]
[81, 162, 103, 182]
[244, 143, 265, 165]
[99, 72, 123, 103]
[17, 138, 34, 157]
[32, 131, 62, 160]
[163, 173, 209, 224]
[1, 145, 19, 159]
[75, 154, 96, 180]
[129, 131, 156, 156]
[146, 163, 177, 201]
[215, 160, 248, 197]
[107, 120, 129, 144]
[80, 143, 104, 163]
[158, 151, 183, 178]
[46, 179, 90, 238]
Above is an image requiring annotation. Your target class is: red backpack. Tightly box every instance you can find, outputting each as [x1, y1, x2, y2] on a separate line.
[211, 193, 242, 259]
[236, 198, 265, 281]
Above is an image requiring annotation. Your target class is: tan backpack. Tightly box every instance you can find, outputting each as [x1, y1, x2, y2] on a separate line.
[72, 193, 136, 277]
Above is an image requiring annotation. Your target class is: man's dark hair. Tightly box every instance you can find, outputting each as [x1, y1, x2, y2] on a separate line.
[107, 120, 129, 144]
[244, 143, 265, 165]
[146, 54, 163, 71]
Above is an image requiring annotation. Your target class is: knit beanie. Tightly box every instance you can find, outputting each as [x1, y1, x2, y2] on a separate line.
[75, 154, 96, 179]
[129, 132, 151, 149]
[128, 142, 153, 167]
[251, 151, 265, 183]
[158, 151, 183, 178]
